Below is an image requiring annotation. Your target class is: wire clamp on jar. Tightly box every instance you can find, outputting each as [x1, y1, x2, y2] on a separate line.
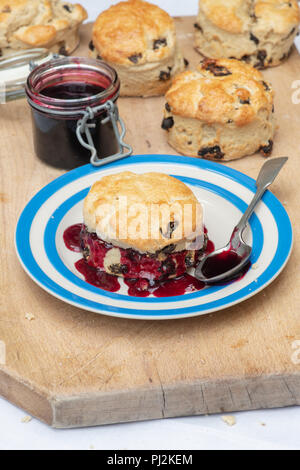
[76, 100, 132, 167]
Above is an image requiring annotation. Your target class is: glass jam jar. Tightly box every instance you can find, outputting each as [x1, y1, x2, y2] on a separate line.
[26, 57, 130, 170]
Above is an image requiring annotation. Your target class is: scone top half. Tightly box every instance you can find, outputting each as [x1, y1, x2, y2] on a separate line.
[90, 0, 186, 97]
[82, 172, 205, 281]
[195, 0, 300, 68]
[0, 0, 87, 57]
[162, 58, 275, 161]
[84, 172, 203, 253]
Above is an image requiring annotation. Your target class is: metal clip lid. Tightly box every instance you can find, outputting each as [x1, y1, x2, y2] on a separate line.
[76, 100, 132, 167]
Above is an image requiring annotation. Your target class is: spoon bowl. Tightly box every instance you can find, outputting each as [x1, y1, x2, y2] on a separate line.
[196, 230, 251, 284]
[195, 157, 288, 284]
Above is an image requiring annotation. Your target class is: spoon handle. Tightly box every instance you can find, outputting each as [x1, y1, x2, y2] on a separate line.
[235, 157, 288, 234]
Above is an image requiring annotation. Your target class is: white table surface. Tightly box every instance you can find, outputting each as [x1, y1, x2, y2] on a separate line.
[0, 395, 299, 450]
[1, 0, 299, 451]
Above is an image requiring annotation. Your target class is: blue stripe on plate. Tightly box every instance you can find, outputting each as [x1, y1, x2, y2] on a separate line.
[43, 177, 264, 303]
[15, 155, 293, 318]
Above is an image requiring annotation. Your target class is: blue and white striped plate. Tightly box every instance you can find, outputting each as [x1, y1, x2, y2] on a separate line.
[15, 155, 293, 320]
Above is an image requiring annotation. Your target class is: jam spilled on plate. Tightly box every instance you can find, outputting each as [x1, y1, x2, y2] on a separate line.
[63, 224, 249, 297]
[75, 258, 120, 292]
[123, 275, 205, 298]
[63, 223, 83, 252]
[79, 225, 205, 282]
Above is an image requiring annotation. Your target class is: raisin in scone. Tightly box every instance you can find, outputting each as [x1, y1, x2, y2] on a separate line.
[82, 172, 205, 281]
[89, 0, 187, 97]
[0, 0, 87, 57]
[194, 0, 300, 68]
[162, 58, 275, 161]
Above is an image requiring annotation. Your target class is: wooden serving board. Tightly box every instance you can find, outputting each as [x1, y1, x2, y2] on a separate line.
[0, 18, 299, 428]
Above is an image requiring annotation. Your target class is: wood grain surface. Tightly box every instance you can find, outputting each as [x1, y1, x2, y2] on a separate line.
[0, 18, 299, 428]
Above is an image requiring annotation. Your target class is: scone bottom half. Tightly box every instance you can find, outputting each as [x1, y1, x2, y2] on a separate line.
[89, 44, 188, 97]
[162, 58, 276, 162]
[80, 226, 207, 282]
[81, 172, 206, 282]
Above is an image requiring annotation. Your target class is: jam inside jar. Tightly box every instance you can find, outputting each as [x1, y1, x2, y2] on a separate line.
[26, 57, 121, 170]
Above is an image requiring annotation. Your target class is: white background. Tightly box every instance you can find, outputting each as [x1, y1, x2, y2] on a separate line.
[1, 0, 299, 451]
[85, 0, 198, 19]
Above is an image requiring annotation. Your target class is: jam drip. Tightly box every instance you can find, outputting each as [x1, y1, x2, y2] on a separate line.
[75, 258, 120, 292]
[204, 225, 214, 255]
[63, 223, 83, 252]
[124, 275, 205, 298]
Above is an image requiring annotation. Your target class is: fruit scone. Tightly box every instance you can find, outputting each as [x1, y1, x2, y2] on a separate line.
[89, 0, 188, 97]
[162, 58, 275, 161]
[0, 0, 87, 57]
[81, 172, 206, 282]
[194, 0, 300, 68]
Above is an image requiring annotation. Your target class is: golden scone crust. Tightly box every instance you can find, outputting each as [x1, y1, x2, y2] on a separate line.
[92, 0, 175, 66]
[90, 0, 186, 97]
[162, 58, 276, 161]
[195, 0, 300, 68]
[83, 172, 204, 254]
[0, 0, 87, 57]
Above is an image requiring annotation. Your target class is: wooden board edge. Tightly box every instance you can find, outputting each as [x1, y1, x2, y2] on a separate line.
[0, 368, 299, 428]
[51, 373, 300, 429]
[0, 369, 53, 425]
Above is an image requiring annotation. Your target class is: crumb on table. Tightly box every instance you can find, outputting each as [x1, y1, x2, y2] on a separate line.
[25, 313, 35, 321]
[21, 415, 32, 423]
[222, 415, 236, 426]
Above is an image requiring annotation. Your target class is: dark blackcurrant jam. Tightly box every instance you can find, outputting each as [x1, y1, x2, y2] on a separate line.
[63, 223, 82, 252]
[201, 225, 251, 281]
[149, 275, 205, 298]
[40, 82, 106, 100]
[63, 224, 213, 297]
[63, 223, 251, 296]
[75, 258, 120, 292]
[201, 250, 244, 279]
[26, 58, 121, 170]
[123, 275, 205, 298]
[201, 250, 251, 283]
[204, 225, 215, 255]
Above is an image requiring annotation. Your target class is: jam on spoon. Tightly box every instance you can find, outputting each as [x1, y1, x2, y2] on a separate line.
[196, 157, 288, 284]
[201, 249, 245, 280]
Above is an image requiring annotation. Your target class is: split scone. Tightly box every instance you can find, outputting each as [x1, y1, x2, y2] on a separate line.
[194, 0, 300, 69]
[162, 58, 275, 161]
[81, 172, 206, 281]
[89, 0, 187, 97]
[0, 0, 87, 57]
